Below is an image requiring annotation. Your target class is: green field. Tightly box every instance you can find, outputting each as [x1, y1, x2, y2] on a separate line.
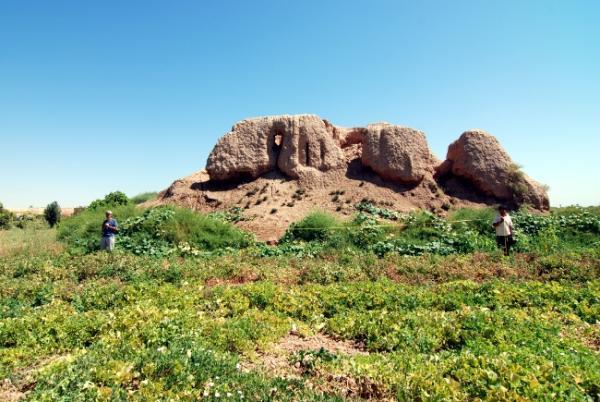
[1, 200, 599, 401]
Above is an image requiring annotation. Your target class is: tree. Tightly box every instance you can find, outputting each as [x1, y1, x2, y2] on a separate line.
[44, 201, 61, 228]
[0, 202, 14, 230]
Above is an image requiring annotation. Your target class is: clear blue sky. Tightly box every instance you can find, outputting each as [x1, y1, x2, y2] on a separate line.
[1, 0, 598, 208]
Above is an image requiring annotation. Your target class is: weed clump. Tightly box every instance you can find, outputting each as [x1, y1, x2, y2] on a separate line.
[281, 211, 341, 243]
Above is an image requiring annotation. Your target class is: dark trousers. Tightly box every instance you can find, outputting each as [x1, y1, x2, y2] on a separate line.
[496, 235, 513, 255]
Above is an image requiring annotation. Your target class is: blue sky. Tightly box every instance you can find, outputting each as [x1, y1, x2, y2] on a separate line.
[0, 0, 598, 208]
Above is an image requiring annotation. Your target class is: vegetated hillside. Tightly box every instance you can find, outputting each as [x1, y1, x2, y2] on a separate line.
[1, 204, 599, 401]
[151, 115, 550, 241]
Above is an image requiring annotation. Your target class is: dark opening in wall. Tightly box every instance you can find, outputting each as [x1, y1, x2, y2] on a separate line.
[305, 142, 310, 166]
[320, 141, 326, 164]
[272, 133, 283, 153]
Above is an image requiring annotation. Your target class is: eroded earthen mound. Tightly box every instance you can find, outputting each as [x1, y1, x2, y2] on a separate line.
[362, 124, 438, 184]
[435, 130, 549, 209]
[154, 114, 549, 240]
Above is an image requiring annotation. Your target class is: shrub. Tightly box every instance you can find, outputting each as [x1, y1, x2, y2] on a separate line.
[507, 163, 528, 203]
[399, 211, 451, 242]
[130, 191, 158, 204]
[88, 191, 130, 210]
[57, 204, 139, 253]
[43, 201, 61, 228]
[448, 207, 496, 235]
[0, 202, 14, 230]
[157, 206, 253, 251]
[58, 205, 253, 255]
[281, 211, 341, 243]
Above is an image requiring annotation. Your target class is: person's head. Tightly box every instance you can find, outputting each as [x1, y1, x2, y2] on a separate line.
[498, 206, 507, 216]
[105, 210, 113, 219]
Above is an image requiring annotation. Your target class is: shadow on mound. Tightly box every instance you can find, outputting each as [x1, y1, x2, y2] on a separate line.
[190, 170, 290, 192]
[435, 175, 501, 206]
[345, 158, 419, 193]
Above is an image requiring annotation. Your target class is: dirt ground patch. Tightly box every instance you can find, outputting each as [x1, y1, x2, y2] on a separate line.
[241, 332, 397, 399]
[243, 331, 366, 379]
[0, 379, 24, 402]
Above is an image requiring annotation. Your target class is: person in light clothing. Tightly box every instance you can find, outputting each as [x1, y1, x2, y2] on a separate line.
[492, 206, 513, 256]
[101, 210, 118, 252]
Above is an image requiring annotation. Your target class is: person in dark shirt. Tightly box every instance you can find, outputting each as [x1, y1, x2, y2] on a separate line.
[101, 210, 118, 252]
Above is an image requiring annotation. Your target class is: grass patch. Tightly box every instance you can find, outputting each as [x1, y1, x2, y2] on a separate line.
[130, 191, 158, 204]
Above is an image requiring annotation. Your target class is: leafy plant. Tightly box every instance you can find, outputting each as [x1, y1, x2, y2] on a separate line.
[290, 348, 338, 375]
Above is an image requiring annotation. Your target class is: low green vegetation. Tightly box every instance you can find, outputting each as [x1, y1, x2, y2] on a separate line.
[265, 204, 600, 259]
[1, 197, 599, 400]
[130, 192, 159, 205]
[58, 205, 253, 256]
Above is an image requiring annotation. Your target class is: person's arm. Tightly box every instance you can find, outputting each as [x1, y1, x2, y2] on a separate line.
[492, 216, 504, 227]
[105, 220, 118, 232]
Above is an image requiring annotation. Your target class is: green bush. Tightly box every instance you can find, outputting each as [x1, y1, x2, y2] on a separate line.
[281, 211, 342, 243]
[130, 191, 158, 204]
[43, 201, 61, 228]
[58, 205, 253, 256]
[88, 191, 130, 210]
[57, 204, 139, 253]
[120, 206, 253, 255]
[449, 207, 496, 235]
[0, 202, 14, 230]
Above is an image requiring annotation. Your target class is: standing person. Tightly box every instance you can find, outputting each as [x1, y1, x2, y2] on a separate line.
[492, 206, 513, 256]
[101, 210, 118, 252]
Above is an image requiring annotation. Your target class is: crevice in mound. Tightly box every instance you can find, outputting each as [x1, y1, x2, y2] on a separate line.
[304, 141, 310, 167]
